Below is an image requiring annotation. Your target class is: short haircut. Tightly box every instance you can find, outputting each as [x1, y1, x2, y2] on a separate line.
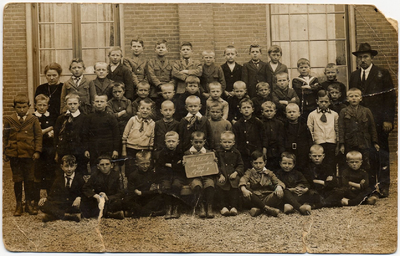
[185, 75, 200, 84]
[286, 103, 299, 112]
[208, 82, 222, 91]
[261, 101, 276, 110]
[233, 81, 247, 90]
[224, 45, 237, 55]
[325, 63, 338, 72]
[136, 150, 151, 161]
[251, 150, 265, 161]
[249, 44, 262, 53]
[35, 94, 50, 104]
[108, 46, 123, 57]
[220, 130, 235, 141]
[61, 155, 77, 166]
[97, 154, 112, 164]
[44, 62, 62, 75]
[69, 58, 86, 70]
[160, 83, 175, 91]
[256, 82, 270, 91]
[137, 81, 151, 90]
[180, 41, 193, 49]
[13, 94, 30, 106]
[95, 94, 108, 101]
[347, 87, 362, 96]
[65, 93, 80, 103]
[327, 83, 341, 92]
[185, 95, 201, 105]
[191, 131, 205, 140]
[155, 39, 167, 47]
[239, 98, 253, 108]
[346, 151, 363, 160]
[111, 81, 125, 90]
[161, 100, 175, 109]
[165, 131, 179, 140]
[275, 71, 289, 80]
[317, 90, 330, 99]
[94, 62, 108, 70]
[202, 50, 215, 56]
[297, 58, 310, 68]
[209, 102, 223, 111]
[281, 151, 296, 165]
[310, 144, 324, 154]
[139, 98, 154, 107]
[131, 37, 144, 47]
[268, 45, 282, 55]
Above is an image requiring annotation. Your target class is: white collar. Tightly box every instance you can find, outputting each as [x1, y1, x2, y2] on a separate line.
[66, 109, 81, 118]
[16, 113, 28, 120]
[362, 63, 373, 73]
[189, 146, 207, 154]
[34, 111, 50, 117]
[186, 112, 202, 119]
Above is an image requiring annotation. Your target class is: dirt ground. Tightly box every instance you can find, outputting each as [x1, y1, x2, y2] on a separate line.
[2, 156, 397, 253]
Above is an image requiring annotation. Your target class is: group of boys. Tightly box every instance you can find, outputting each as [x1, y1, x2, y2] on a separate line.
[3, 40, 393, 222]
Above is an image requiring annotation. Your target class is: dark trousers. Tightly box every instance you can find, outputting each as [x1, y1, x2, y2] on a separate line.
[217, 187, 239, 209]
[282, 189, 320, 211]
[40, 200, 81, 219]
[123, 194, 164, 217]
[124, 148, 140, 179]
[81, 196, 123, 218]
[10, 157, 35, 203]
[372, 124, 391, 190]
[244, 192, 282, 209]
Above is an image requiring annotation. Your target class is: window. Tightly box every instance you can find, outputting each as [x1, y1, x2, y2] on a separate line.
[270, 4, 349, 87]
[31, 3, 120, 87]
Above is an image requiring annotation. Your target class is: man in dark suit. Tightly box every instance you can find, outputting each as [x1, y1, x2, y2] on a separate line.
[349, 43, 396, 198]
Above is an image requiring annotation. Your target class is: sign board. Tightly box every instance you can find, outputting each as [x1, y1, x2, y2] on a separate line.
[183, 152, 219, 178]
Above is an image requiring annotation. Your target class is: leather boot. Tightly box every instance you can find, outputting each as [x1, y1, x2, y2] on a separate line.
[171, 205, 180, 219]
[264, 205, 280, 217]
[199, 203, 206, 218]
[206, 204, 214, 218]
[13, 201, 22, 216]
[164, 205, 172, 220]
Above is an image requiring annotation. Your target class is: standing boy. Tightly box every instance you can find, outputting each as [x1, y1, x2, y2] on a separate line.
[200, 50, 226, 98]
[242, 44, 269, 98]
[123, 37, 147, 87]
[205, 82, 229, 120]
[265, 45, 288, 90]
[251, 82, 273, 119]
[320, 63, 347, 103]
[90, 62, 114, 100]
[3, 94, 42, 216]
[271, 71, 300, 121]
[172, 42, 202, 94]
[220, 45, 242, 98]
[227, 81, 249, 124]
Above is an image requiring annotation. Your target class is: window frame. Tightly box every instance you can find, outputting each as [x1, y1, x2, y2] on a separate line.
[30, 3, 121, 89]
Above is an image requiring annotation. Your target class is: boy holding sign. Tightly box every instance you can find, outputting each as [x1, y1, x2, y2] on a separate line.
[183, 131, 221, 218]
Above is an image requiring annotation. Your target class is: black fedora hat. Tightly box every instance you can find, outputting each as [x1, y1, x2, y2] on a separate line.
[352, 43, 378, 56]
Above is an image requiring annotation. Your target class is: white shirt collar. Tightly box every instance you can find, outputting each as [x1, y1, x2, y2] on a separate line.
[34, 111, 50, 117]
[189, 146, 207, 154]
[361, 63, 373, 79]
[185, 112, 202, 120]
[16, 113, 27, 121]
[64, 172, 75, 185]
[66, 109, 81, 118]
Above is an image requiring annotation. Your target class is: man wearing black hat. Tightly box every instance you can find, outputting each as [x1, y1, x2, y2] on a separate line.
[349, 43, 396, 198]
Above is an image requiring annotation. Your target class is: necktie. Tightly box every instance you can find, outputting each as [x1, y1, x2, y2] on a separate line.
[74, 77, 80, 85]
[361, 70, 366, 90]
[185, 59, 189, 66]
[19, 117, 24, 124]
[187, 115, 196, 130]
[66, 177, 71, 188]
[59, 113, 71, 135]
[139, 119, 146, 132]
[320, 111, 327, 123]
[260, 172, 267, 186]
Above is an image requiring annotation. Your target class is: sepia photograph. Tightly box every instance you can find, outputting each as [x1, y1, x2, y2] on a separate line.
[2, 1, 398, 253]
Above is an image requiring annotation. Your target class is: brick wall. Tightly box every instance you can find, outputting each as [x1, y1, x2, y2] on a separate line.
[354, 5, 398, 153]
[3, 3, 28, 116]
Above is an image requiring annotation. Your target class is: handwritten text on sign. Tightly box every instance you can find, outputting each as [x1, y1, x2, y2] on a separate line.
[183, 152, 219, 178]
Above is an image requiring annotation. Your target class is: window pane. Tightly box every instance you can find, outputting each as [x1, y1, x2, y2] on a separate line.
[310, 67, 325, 81]
[82, 23, 97, 48]
[57, 50, 73, 74]
[82, 49, 108, 69]
[336, 66, 348, 88]
[310, 41, 328, 67]
[271, 4, 289, 14]
[290, 15, 308, 41]
[327, 14, 346, 39]
[97, 23, 114, 48]
[327, 5, 345, 13]
[289, 41, 309, 67]
[271, 15, 289, 41]
[308, 4, 326, 13]
[309, 14, 327, 40]
[54, 3, 72, 23]
[289, 4, 308, 13]
[98, 4, 113, 21]
[81, 4, 98, 22]
[55, 24, 73, 49]
[279, 42, 291, 69]
[38, 4, 54, 22]
[40, 50, 55, 74]
[39, 24, 54, 48]
[328, 40, 346, 65]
